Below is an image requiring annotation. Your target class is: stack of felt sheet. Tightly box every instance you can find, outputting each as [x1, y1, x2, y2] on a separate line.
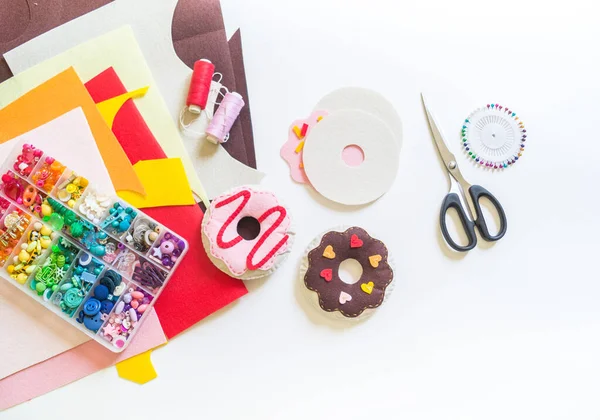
[0, 0, 258, 410]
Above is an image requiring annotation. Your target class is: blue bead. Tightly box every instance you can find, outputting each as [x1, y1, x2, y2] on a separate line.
[94, 285, 109, 300]
[83, 312, 103, 332]
[101, 300, 114, 314]
[83, 298, 101, 316]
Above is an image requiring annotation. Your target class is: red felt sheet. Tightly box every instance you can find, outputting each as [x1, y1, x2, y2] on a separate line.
[85, 68, 248, 339]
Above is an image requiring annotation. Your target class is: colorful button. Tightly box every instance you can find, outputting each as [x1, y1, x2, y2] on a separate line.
[63, 288, 83, 309]
[83, 298, 101, 316]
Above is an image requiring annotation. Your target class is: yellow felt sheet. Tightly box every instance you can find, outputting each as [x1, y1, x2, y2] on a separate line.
[117, 158, 195, 208]
[96, 86, 149, 127]
[115, 349, 158, 384]
[0, 27, 208, 205]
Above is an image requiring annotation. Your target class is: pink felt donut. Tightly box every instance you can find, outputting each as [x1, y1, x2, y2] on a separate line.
[201, 186, 295, 280]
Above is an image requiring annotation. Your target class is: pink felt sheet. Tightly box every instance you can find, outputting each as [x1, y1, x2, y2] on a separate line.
[0, 309, 165, 410]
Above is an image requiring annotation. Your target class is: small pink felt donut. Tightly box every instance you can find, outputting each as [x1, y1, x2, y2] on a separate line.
[201, 185, 295, 280]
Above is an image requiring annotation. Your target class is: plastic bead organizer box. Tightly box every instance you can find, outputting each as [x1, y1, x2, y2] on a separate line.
[0, 143, 188, 352]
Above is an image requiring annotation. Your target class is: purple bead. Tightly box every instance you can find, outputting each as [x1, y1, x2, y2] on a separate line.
[162, 257, 171, 266]
[177, 239, 186, 250]
[124, 304, 132, 311]
[164, 233, 172, 240]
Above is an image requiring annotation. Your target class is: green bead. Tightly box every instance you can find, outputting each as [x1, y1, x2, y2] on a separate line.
[36, 282, 47, 294]
[70, 222, 84, 238]
[64, 211, 77, 226]
[468, 152, 473, 156]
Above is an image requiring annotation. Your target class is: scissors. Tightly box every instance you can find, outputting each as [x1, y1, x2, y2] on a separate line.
[421, 94, 507, 252]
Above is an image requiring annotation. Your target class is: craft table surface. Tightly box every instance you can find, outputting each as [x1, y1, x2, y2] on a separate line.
[4, 0, 600, 418]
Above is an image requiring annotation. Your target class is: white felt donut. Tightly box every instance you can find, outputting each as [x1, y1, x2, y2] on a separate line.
[314, 86, 403, 148]
[201, 185, 295, 280]
[303, 109, 399, 205]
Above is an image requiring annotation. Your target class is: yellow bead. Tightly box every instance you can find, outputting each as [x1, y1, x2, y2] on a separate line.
[18, 250, 30, 263]
[16, 273, 28, 284]
[26, 241, 37, 253]
[79, 177, 89, 188]
[67, 199, 76, 208]
[40, 226, 52, 237]
[41, 204, 53, 217]
[40, 237, 52, 249]
[66, 184, 77, 194]
[7, 265, 15, 274]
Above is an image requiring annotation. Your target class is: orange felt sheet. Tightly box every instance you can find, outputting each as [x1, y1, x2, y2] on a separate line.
[0, 68, 143, 194]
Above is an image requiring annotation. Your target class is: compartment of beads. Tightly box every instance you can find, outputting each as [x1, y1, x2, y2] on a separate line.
[147, 229, 186, 271]
[0, 205, 31, 267]
[1, 171, 49, 218]
[123, 215, 162, 254]
[97, 283, 154, 350]
[51, 251, 106, 317]
[100, 200, 138, 238]
[28, 236, 80, 301]
[0, 142, 188, 352]
[8, 144, 43, 178]
[5, 221, 56, 286]
[29, 154, 66, 193]
[52, 170, 90, 209]
[77, 270, 128, 334]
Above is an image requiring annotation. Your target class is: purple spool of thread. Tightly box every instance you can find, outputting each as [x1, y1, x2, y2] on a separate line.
[206, 92, 245, 144]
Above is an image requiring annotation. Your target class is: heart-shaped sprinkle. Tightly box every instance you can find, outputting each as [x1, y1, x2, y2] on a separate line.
[369, 255, 382, 268]
[320, 269, 333, 282]
[361, 281, 374, 294]
[350, 234, 363, 248]
[339, 291, 352, 304]
[323, 245, 335, 259]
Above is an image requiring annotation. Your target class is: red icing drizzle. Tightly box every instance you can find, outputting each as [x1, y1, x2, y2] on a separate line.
[214, 189, 289, 271]
[215, 190, 251, 249]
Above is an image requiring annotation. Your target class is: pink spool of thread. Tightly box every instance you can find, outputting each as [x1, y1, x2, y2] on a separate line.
[186, 59, 215, 114]
[206, 92, 245, 144]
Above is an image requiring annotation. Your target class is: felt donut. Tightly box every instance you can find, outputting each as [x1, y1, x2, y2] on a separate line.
[201, 186, 294, 280]
[300, 226, 394, 319]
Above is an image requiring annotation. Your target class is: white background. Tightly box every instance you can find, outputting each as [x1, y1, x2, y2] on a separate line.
[5, 0, 600, 418]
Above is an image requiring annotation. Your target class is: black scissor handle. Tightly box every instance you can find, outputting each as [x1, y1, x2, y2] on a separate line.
[468, 185, 508, 242]
[440, 192, 477, 252]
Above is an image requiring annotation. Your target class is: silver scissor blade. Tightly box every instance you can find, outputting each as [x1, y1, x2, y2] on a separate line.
[421, 93, 457, 171]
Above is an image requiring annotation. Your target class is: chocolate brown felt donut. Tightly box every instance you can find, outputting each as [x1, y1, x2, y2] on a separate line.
[303, 226, 394, 318]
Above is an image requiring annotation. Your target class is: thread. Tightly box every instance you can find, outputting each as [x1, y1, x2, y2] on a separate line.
[205, 79, 227, 119]
[206, 92, 245, 144]
[186, 59, 215, 113]
[179, 79, 227, 135]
